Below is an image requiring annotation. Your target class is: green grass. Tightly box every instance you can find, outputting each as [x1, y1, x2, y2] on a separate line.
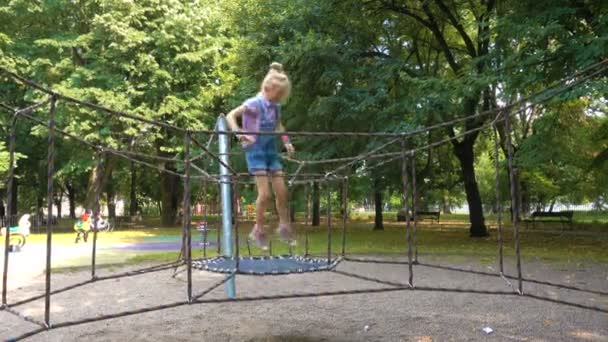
[28, 217, 608, 273]
[21, 210, 608, 273]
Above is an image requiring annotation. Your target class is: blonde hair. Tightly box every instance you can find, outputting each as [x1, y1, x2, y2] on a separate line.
[262, 62, 291, 99]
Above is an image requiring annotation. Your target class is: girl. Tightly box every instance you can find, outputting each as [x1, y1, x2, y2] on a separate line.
[226, 62, 295, 250]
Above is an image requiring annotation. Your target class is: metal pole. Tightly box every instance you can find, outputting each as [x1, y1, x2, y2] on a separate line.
[287, 181, 293, 256]
[2, 114, 17, 306]
[202, 179, 208, 258]
[305, 181, 311, 257]
[493, 125, 504, 274]
[233, 177, 240, 271]
[401, 140, 413, 287]
[305, 182, 310, 226]
[44, 97, 57, 326]
[340, 177, 348, 256]
[217, 115, 236, 298]
[411, 153, 418, 264]
[216, 182, 221, 255]
[91, 153, 103, 279]
[182, 131, 193, 302]
[504, 110, 523, 294]
[326, 179, 332, 264]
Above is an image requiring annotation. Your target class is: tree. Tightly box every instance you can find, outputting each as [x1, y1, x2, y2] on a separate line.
[372, 175, 384, 230]
[1, 0, 237, 225]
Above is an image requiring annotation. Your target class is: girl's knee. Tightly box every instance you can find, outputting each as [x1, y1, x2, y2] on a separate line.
[274, 188, 287, 203]
[257, 191, 271, 204]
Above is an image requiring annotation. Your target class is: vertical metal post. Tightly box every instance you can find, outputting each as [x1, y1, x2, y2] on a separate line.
[305, 181, 311, 257]
[504, 110, 523, 294]
[44, 97, 57, 326]
[91, 152, 103, 279]
[326, 179, 332, 264]
[493, 125, 504, 274]
[340, 177, 348, 256]
[2, 114, 17, 306]
[287, 181, 294, 256]
[202, 178, 208, 258]
[401, 140, 413, 287]
[305, 182, 311, 226]
[217, 115, 236, 298]
[216, 183, 221, 255]
[233, 177, 240, 271]
[411, 152, 418, 264]
[182, 131, 193, 302]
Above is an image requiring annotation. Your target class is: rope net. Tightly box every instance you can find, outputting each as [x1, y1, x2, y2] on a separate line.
[0, 59, 606, 340]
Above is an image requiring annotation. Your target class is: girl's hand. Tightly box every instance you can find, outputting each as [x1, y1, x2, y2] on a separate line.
[285, 143, 295, 156]
[239, 134, 256, 147]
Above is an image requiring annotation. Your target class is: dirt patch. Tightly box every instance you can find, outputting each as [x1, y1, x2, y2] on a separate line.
[1, 256, 607, 342]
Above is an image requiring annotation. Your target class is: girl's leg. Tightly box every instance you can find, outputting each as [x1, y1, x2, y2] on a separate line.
[254, 173, 271, 231]
[270, 171, 290, 227]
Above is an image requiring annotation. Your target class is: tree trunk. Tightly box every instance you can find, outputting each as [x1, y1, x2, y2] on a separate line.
[36, 193, 44, 226]
[290, 198, 296, 223]
[66, 182, 76, 219]
[54, 190, 63, 220]
[519, 175, 530, 215]
[453, 139, 488, 237]
[85, 154, 117, 210]
[0, 196, 5, 226]
[9, 178, 17, 216]
[160, 163, 180, 226]
[289, 186, 296, 223]
[442, 190, 452, 214]
[373, 177, 384, 230]
[106, 171, 116, 219]
[129, 161, 138, 216]
[312, 181, 320, 226]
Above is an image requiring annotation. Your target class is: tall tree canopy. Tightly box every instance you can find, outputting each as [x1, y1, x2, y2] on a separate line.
[1, 0, 606, 230]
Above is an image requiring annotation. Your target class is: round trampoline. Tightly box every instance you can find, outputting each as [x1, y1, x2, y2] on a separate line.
[193, 255, 340, 275]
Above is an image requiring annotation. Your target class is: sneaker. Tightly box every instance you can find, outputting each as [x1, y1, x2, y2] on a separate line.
[276, 223, 296, 246]
[248, 226, 269, 251]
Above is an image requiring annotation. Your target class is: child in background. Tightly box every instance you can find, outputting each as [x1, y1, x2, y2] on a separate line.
[226, 62, 295, 250]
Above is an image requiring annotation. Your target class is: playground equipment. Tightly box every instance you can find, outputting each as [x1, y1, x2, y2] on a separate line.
[0, 61, 607, 341]
[74, 212, 113, 243]
[0, 214, 31, 249]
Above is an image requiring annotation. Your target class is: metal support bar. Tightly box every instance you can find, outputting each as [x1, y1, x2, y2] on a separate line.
[340, 177, 348, 256]
[504, 110, 523, 294]
[91, 152, 103, 279]
[44, 96, 57, 326]
[411, 152, 418, 263]
[217, 115, 236, 298]
[202, 179, 208, 258]
[2, 114, 17, 305]
[401, 140, 414, 287]
[182, 131, 193, 302]
[326, 180, 332, 264]
[493, 125, 504, 274]
[233, 177, 240, 272]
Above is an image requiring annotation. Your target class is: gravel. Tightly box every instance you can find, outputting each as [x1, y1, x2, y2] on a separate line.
[1, 256, 607, 342]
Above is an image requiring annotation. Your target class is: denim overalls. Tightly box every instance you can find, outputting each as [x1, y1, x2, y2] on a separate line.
[244, 96, 282, 173]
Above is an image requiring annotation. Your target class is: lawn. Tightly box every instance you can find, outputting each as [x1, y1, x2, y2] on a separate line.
[23, 214, 608, 273]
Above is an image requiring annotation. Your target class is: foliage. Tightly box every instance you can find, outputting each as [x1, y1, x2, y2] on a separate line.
[0, 0, 606, 234]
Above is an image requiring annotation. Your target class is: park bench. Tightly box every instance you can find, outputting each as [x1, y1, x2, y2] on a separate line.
[527, 210, 574, 230]
[397, 210, 440, 223]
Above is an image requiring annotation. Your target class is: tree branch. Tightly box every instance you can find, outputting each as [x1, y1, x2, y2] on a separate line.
[419, 1, 461, 73]
[433, 0, 477, 57]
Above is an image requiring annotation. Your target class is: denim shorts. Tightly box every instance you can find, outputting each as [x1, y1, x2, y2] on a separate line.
[244, 135, 282, 174]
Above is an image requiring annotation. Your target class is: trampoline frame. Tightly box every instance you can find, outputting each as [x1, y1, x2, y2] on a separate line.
[1, 63, 607, 341]
[193, 255, 343, 275]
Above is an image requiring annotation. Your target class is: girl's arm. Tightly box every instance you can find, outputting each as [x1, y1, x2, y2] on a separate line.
[226, 105, 246, 132]
[277, 122, 295, 154]
[226, 105, 255, 144]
